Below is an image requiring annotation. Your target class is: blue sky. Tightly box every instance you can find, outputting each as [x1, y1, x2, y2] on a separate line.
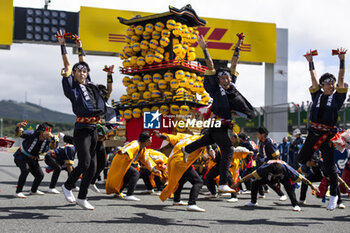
[0, 0, 349, 114]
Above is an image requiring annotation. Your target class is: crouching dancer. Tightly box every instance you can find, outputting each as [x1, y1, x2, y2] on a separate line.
[232, 160, 318, 211]
[45, 142, 76, 194]
[105, 132, 161, 201]
[157, 132, 207, 212]
[13, 121, 54, 198]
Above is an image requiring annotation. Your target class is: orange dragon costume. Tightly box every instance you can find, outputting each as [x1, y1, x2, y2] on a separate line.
[159, 134, 206, 202]
[145, 149, 168, 186]
[105, 140, 154, 195]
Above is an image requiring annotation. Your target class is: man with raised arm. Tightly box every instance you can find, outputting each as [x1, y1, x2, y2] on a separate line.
[57, 30, 106, 210]
[183, 34, 255, 193]
[298, 48, 347, 210]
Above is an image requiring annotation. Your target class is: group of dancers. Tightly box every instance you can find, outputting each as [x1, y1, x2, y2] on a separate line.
[11, 30, 350, 212]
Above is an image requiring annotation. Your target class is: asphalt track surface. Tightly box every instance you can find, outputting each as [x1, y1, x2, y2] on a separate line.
[0, 151, 350, 233]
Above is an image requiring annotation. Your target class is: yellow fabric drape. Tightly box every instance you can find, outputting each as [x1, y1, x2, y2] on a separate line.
[159, 135, 205, 202]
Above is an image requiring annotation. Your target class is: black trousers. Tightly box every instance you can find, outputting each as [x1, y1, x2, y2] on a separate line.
[14, 156, 44, 193]
[241, 167, 254, 191]
[91, 141, 107, 184]
[64, 127, 97, 199]
[298, 131, 338, 196]
[140, 168, 163, 191]
[121, 166, 140, 196]
[185, 126, 234, 185]
[44, 155, 70, 189]
[206, 163, 237, 198]
[174, 166, 203, 205]
[251, 177, 297, 207]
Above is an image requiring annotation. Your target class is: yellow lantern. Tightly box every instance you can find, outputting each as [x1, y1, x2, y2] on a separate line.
[137, 57, 146, 67]
[173, 44, 182, 55]
[143, 74, 152, 84]
[158, 80, 167, 90]
[132, 75, 142, 84]
[145, 23, 154, 33]
[145, 54, 154, 64]
[179, 105, 190, 115]
[124, 44, 133, 53]
[131, 92, 141, 101]
[163, 91, 173, 100]
[159, 37, 170, 47]
[176, 124, 187, 132]
[201, 93, 210, 103]
[175, 70, 185, 80]
[140, 40, 149, 50]
[191, 72, 197, 80]
[122, 76, 131, 87]
[164, 71, 173, 82]
[188, 50, 196, 61]
[123, 109, 133, 119]
[189, 34, 197, 44]
[128, 84, 137, 94]
[126, 26, 134, 36]
[184, 71, 191, 80]
[155, 46, 165, 54]
[161, 29, 171, 37]
[152, 30, 161, 40]
[143, 91, 152, 100]
[120, 94, 130, 104]
[172, 38, 180, 45]
[151, 89, 162, 99]
[154, 53, 164, 63]
[130, 35, 140, 43]
[172, 25, 182, 37]
[149, 39, 159, 49]
[155, 21, 165, 32]
[160, 105, 170, 115]
[122, 59, 131, 68]
[142, 32, 151, 40]
[170, 105, 180, 115]
[170, 79, 180, 90]
[187, 79, 194, 89]
[179, 48, 187, 59]
[132, 108, 142, 118]
[135, 25, 144, 35]
[141, 50, 147, 57]
[152, 73, 162, 83]
[182, 28, 190, 39]
[130, 56, 138, 66]
[137, 81, 146, 91]
[125, 35, 131, 43]
[166, 19, 176, 30]
[176, 88, 186, 96]
[148, 82, 158, 91]
[198, 84, 205, 94]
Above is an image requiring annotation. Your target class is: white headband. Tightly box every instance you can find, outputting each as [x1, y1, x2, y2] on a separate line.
[217, 71, 230, 77]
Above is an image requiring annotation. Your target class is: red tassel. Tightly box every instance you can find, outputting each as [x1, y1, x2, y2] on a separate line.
[236, 33, 245, 40]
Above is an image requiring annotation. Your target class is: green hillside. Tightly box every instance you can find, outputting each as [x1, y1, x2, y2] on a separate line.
[0, 100, 75, 123]
[0, 100, 74, 137]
